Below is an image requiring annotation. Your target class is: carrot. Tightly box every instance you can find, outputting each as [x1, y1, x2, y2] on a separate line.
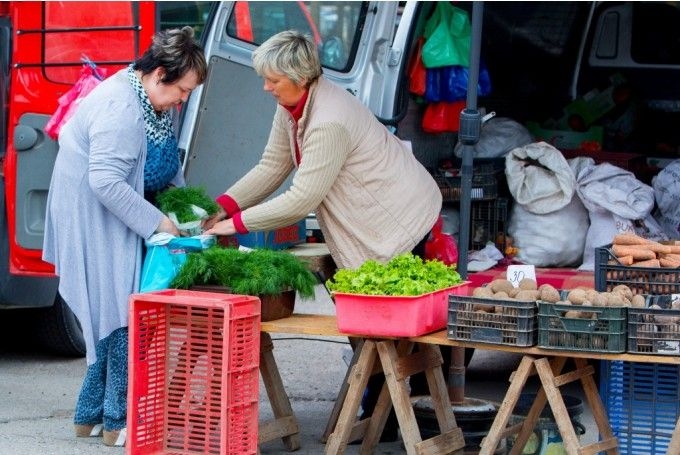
[660, 253, 680, 262]
[612, 233, 653, 245]
[616, 255, 634, 266]
[643, 242, 672, 254]
[611, 244, 657, 261]
[631, 258, 661, 268]
[660, 258, 680, 269]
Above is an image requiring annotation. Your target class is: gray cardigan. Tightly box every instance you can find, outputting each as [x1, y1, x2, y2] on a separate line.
[43, 69, 183, 365]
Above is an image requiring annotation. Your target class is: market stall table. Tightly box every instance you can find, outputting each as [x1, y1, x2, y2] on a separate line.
[260, 313, 680, 455]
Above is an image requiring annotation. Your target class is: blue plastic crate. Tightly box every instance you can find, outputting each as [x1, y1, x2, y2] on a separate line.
[220, 220, 306, 250]
[601, 361, 680, 454]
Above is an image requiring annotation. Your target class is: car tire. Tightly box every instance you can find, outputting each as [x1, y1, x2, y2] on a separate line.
[36, 294, 86, 357]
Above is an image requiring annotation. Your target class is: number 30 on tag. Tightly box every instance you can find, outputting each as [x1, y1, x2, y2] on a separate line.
[507, 265, 536, 288]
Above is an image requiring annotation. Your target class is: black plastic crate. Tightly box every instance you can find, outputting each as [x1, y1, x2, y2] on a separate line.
[447, 295, 537, 347]
[627, 294, 680, 355]
[470, 198, 508, 252]
[435, 164, 498, 201]
[595, 245, 680, 295]
[537, 301, 627, 353]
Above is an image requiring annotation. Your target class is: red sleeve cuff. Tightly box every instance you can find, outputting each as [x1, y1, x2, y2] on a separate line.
[215, 194, 240, 217]
[232, 212, 248, 234]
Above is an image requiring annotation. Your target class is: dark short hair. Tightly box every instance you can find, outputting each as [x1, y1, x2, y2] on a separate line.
[134, 26, 207, 84]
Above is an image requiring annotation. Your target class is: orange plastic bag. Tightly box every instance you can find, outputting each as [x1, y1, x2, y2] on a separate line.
[425, 216, 459, 266]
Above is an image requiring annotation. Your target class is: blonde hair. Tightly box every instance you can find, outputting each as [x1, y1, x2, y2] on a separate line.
[134, 26, 207, 84]
[252, 30, 322, 86]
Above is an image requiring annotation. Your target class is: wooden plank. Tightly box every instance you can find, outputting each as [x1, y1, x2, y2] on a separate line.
[258, 333, 301, 451]
[325, 340, 377, 454]
[376, 340, 422, 455]
[667, 417, 680, 455]
[480, 355, 534, 455]
[535, 357, 583, 455]
[573, 358, 619, 455]
[414, 428, 465, 455]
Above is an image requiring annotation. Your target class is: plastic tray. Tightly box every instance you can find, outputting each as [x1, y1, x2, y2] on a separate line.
[334, 282, 470, 337]
[595, 245, 680, 294]
[447, 295, 537, 347]
[537, 301, 627, 353]
[127, 289, 261, 455]
[627, 294, 680, 355]
[601, 361, 680, 454]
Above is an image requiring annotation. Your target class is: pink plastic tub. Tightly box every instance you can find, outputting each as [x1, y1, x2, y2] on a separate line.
[334, 282, 470, 337]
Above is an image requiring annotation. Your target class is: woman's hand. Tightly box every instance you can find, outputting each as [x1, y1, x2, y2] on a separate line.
[204, 218, 237, 236]
[202, 208, 226, 231]
[155, 215, 180, 237]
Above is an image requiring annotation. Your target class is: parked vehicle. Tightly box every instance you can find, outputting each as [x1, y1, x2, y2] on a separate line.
[3, 1, 679, 357]
[0, 1, 211, 356]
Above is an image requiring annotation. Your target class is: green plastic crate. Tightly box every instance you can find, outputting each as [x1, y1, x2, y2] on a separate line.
[538, 301, 626, 353]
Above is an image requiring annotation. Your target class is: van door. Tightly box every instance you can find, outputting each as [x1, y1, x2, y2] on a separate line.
[180, 1, 410, 196]
[6, 1, 154, 276]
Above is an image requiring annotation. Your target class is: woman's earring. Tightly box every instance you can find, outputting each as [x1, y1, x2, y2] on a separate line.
[156, 79, 161, 85]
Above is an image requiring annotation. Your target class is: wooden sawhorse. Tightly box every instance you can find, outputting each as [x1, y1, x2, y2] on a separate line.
[478, 355, 618, 455]
[324, 338, 466, 455]
[258, 332, 301, 453]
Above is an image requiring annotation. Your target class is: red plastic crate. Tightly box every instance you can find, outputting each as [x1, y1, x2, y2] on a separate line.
[127, 289, 261, 455]
[334, 283, 470, 337]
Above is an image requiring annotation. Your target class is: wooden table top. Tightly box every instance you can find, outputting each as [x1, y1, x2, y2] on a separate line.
[261, 313, 680, 365]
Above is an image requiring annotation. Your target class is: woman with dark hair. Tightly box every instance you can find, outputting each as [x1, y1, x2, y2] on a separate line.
[43, 26, 207, 447]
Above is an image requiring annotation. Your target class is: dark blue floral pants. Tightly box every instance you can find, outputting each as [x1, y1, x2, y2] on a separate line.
[73, 327, 128, 431]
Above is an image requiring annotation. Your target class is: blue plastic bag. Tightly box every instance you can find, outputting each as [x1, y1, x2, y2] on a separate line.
[140, 234, 215, 292]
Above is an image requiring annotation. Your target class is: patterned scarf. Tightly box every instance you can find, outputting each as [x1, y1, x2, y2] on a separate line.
[127, 64, 179, 192]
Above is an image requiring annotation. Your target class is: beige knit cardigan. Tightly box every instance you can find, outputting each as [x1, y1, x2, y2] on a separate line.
[226, 77, 442, 269]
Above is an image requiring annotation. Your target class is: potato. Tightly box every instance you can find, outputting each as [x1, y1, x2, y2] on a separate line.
[472, 303, 495, 313]
[631, 294, 646, 308]
[515, 290, 539, 301]
[564, 310, 582, 318]
[492, 291, 510, 300]
[472, 286, 494, 298]
[567, 288, 587, 305]
[539, 285, 560, 303]
[490, 279, 514, 294]
[612, 284, 633, 301]
[518, 278, 538, 291]
[508, 287, 521, 298]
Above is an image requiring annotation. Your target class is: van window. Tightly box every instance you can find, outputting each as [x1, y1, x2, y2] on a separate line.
[631, 2, 680, 65]
[225, 1, 367, 71]
[157, 1, 213, 40]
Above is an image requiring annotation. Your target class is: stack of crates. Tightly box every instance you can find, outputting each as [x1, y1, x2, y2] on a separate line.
[596, 245, 680, 453]
[127, 289, 261, 455]
[601, 361, 680, 454]
[470, 197, 508, 252]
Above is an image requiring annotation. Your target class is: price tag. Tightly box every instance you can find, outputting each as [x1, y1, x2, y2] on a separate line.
[507, 265, 536, 288]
